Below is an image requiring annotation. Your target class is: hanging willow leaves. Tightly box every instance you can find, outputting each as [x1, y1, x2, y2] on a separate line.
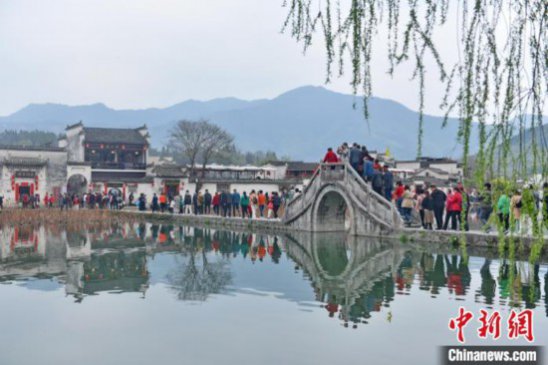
[281, 0, 547, 174]
[282, 0, 547, 256]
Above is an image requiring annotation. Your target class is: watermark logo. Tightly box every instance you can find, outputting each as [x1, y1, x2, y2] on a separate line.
[448, 307, 534, 344]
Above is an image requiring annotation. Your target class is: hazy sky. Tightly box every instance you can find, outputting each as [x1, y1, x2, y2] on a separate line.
[1, 0, 458, 116]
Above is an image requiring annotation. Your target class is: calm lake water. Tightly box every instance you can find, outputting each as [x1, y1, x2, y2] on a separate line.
[0, 222, 546, 365]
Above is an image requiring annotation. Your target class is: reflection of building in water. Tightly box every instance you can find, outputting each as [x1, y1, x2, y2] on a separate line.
[73, 250, 148, 296]
[0, 223, 150, 301]
[0, 226, 67, 278]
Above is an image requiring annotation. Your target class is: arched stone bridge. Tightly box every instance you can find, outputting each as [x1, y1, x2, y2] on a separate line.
[283, 162, 403, 236]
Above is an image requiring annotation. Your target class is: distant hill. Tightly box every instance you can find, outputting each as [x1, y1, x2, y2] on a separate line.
[0, 86, 497, 160]
[0, 130, 58, 147]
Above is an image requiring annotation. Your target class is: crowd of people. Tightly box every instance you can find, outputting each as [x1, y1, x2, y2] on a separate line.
[136, 189, 291, 219]
[324, 143, 548, 233]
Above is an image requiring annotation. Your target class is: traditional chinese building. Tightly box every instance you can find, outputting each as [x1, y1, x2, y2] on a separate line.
[0, 145, 67, 205]
[59, 122, 158, 198]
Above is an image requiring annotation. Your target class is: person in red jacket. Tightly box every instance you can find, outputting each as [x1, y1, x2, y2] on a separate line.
[323, 147, 339, 163]
[444, 187, 462, 230]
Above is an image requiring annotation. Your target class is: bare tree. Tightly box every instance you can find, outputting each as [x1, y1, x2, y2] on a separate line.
[198, 123, 234, 177]
[169, 119, 208, 176]
[170, 119, 235, 189]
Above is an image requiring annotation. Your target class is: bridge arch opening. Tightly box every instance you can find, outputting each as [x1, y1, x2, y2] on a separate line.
[315, 190, 352, 232]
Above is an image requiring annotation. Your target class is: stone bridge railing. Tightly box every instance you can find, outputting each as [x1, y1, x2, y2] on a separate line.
[283, 162, 403, 235]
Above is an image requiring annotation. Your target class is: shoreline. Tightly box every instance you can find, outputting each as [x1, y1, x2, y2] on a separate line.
[114, 209, 548, 251]
[1, 207, 546, 252]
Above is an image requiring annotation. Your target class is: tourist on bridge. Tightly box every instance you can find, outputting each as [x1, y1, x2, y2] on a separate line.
[197, 191, 204, 214]
[360, 145, 370, 162]
[175, 194, 183, 214]
[138, 193, 146, 211]
[401, 186, 414, 226]
[159, 192, 167, 213]
[497, 192, 510, 232]
[212, 192, 220, 215]
[272, 192, 282, 218]
[220, 190, 230, 217]
[240, 192, 250, 218]
[336, 142, 349, 160]
[183, 190, 192, 214]
[393, 181, 405, 213]
[257, 190, 266, 217]
[444, 187, 462, 231]
[231, 189, 241, 217]
[415, 186, 425, 228]
[363, 157, 374, 182]
[421, 190, 434, 230]
[249, 190, 257, 218]
[478, 182, 493, 232]
[204, 189, 212, 214]
[462, 187, 471, 231]
[348, 143, 362, 171]
[323, 147, 339, 163]
[382, 165, 393, 201]
[192, 191, 199, 215]
[371, 168, 384, 196]
[510, 190, 522, 233]
[430, 185, 446, 230]
[151, 193, 159, 212]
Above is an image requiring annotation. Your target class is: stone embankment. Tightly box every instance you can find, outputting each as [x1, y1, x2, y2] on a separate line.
[116, 209, 548, 250]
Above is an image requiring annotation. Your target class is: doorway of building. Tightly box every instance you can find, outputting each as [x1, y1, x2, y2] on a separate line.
[18, 185, 30, 201]
[164, 183, 179, 198]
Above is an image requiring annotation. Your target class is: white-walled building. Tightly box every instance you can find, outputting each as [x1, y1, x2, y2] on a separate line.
[0, 123, 318, 204]
[0, 146, 67, 205]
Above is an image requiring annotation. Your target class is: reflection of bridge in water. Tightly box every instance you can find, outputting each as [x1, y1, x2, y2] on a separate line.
[0, 222, 546, 319]
[284, 232, 408, 326]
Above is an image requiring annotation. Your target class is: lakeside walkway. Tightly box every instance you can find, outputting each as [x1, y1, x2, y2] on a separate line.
[117, 209, 548, 250]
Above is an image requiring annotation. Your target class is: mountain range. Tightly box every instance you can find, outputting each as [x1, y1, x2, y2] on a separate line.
[0, 86, 516, 161]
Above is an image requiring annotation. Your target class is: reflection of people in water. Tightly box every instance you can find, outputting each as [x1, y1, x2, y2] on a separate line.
[137, 223, 147, 241]
[396, 251, 414, 292]
[240, 234, 250, 259]
[498, 260, 511, 301]
[270, 237, 282, 264]
[430, 254, 447, 296]
[478, 259, 496, 305]
[445, 255, 470, 296]
[324, 294, 339, 318]
[419, 253, 435, 292]
[258, 237, 266, 262]
[150, 224, 159, 242]
[521, 263, 541, 309]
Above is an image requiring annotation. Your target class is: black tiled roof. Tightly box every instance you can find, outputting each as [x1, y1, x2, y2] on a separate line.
[286, 161, 318, 171]
[84, 127, 147, 145]
[153, 165, 185, 178]
[2, 157, 48, 167]
[0, 145, 65, 152]
[91, 171, 150, 183]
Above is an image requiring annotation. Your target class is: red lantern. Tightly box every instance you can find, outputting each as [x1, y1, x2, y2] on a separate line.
[35, 175, 39, 190]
